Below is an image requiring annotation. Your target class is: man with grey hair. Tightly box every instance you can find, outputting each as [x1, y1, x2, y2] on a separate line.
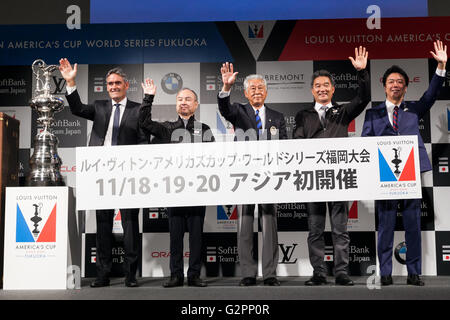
[293, 47, 370, 286]
[218, 62, 287, 286]
[59, 58, 146, 288]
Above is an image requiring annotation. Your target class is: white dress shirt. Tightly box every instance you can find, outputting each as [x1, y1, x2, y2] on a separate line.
[66, 85, 127, 146]
[314, 102, 332, 123]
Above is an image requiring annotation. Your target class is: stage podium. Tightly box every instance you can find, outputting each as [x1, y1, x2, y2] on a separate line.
[3, 187, 80, 290]
[0, 113, 20, 288]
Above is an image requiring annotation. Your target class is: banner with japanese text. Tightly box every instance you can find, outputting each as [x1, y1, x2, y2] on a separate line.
[75, 135, 421, 210]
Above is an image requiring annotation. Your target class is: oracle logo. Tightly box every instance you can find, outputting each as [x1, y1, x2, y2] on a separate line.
[151, 251, 190, 258]
[60, 165, 76, 173]
[379, 76, 421, 84]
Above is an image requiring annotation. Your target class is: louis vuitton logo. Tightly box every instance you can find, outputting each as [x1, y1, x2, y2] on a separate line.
[278, 243, 298, 264]
[52, 76, 66, 94]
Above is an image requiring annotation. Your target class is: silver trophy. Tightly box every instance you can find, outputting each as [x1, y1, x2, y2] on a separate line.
[27, 59, 65, 186]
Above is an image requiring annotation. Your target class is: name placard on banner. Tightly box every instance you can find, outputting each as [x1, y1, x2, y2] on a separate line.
[76, 136, 421, 210]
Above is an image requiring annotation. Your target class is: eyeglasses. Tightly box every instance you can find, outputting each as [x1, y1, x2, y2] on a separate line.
[106, 81, 123, 86]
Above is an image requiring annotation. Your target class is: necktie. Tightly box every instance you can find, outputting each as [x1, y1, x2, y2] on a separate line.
[112, 103, 121, 145]
[393, 105, 399, 132]
[255, 109, 262, 136]
[319, 105, 327, 126]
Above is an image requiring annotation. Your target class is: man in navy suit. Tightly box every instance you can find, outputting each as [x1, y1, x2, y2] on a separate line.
[218, 63, 287, 286]
[362, 41, 447, 286]
[59, 58, 146, 288]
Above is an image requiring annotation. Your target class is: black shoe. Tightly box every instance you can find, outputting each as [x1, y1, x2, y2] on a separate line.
[305, 274, 327, 286]
[239, 277, 256, 286]
[187, 276, 207, 287]
[407, 274, 425, 286]
[163, 276, 184, 288]
[90, 278, 110, 288]
[263, 277, 281, 286]
[125, 277, 139, 287]
[335, 273, 354, 286]
[380, 275, 393, 286]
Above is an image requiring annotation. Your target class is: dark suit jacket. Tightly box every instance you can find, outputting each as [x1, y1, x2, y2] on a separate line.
[293, 69, 370, 139]
[362, 72, 445, 172]
[217, 95, 288, 141]
[66, 89, 147, 146]
[139, 94, 215, 144]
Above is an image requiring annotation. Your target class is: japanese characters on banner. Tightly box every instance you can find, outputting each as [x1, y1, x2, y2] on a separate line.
[76, 136, 421, 210]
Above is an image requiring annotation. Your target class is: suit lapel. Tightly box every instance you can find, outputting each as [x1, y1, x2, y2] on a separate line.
[375, 102, 394, 131]
[265, 106, 274, 130]
[245, 103, 257, 130]
[103, 100, 113, 139]
[120, 101, 133, 131]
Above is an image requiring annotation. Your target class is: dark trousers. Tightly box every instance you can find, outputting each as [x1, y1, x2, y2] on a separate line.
[168, 206, 205, 278]
[307, 201, 350, 276]
[376, 198, 422, 276]
[95, 208, 139, 280]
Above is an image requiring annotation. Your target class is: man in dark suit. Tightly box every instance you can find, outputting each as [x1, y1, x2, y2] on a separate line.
[139, 79, 214, 288]
[59, 58, 146, 288]
[293, 47, 370, 286]
[218, 63, 287, 286]
[362, 41, 447, 286]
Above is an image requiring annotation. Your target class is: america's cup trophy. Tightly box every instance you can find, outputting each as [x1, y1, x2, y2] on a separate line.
[27, 59, 65, 186]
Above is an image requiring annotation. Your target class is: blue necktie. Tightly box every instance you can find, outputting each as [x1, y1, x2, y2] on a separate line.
[112, 103, 121, 145]
[255, 109, 262, 137]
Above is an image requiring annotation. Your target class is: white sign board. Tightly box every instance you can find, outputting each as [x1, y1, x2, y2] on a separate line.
[3, 187, 70, 290]
[76, 136, 421, 210]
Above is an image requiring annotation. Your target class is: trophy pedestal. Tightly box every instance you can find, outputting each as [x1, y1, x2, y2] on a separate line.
[2, 187, 81, 289]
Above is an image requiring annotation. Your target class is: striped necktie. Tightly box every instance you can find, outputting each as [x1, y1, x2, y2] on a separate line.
[255, 109, 262, 136]
[112, 103, 121, 145]
[393, 105, 399, 132]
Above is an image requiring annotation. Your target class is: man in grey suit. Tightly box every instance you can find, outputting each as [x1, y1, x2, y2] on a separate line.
[218, 62, 287, 286]
[293, 47, 370, 286]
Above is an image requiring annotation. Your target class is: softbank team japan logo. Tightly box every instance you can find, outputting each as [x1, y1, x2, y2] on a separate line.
[149, 210, 159, 219]
[16, 203, 56, 243]
[217, 205, 237, 221]
[93, 77, 104, 93]
[324, 246, 334, 262]
[442, 245, 450, 262]
[439, 157, 449, 173]
[378, 147, 416, 182]
[205, 75, 216, 91]
[161, 73, 183, 94]
[207, 246, 217, 262]
[248, 24, 264, 38]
